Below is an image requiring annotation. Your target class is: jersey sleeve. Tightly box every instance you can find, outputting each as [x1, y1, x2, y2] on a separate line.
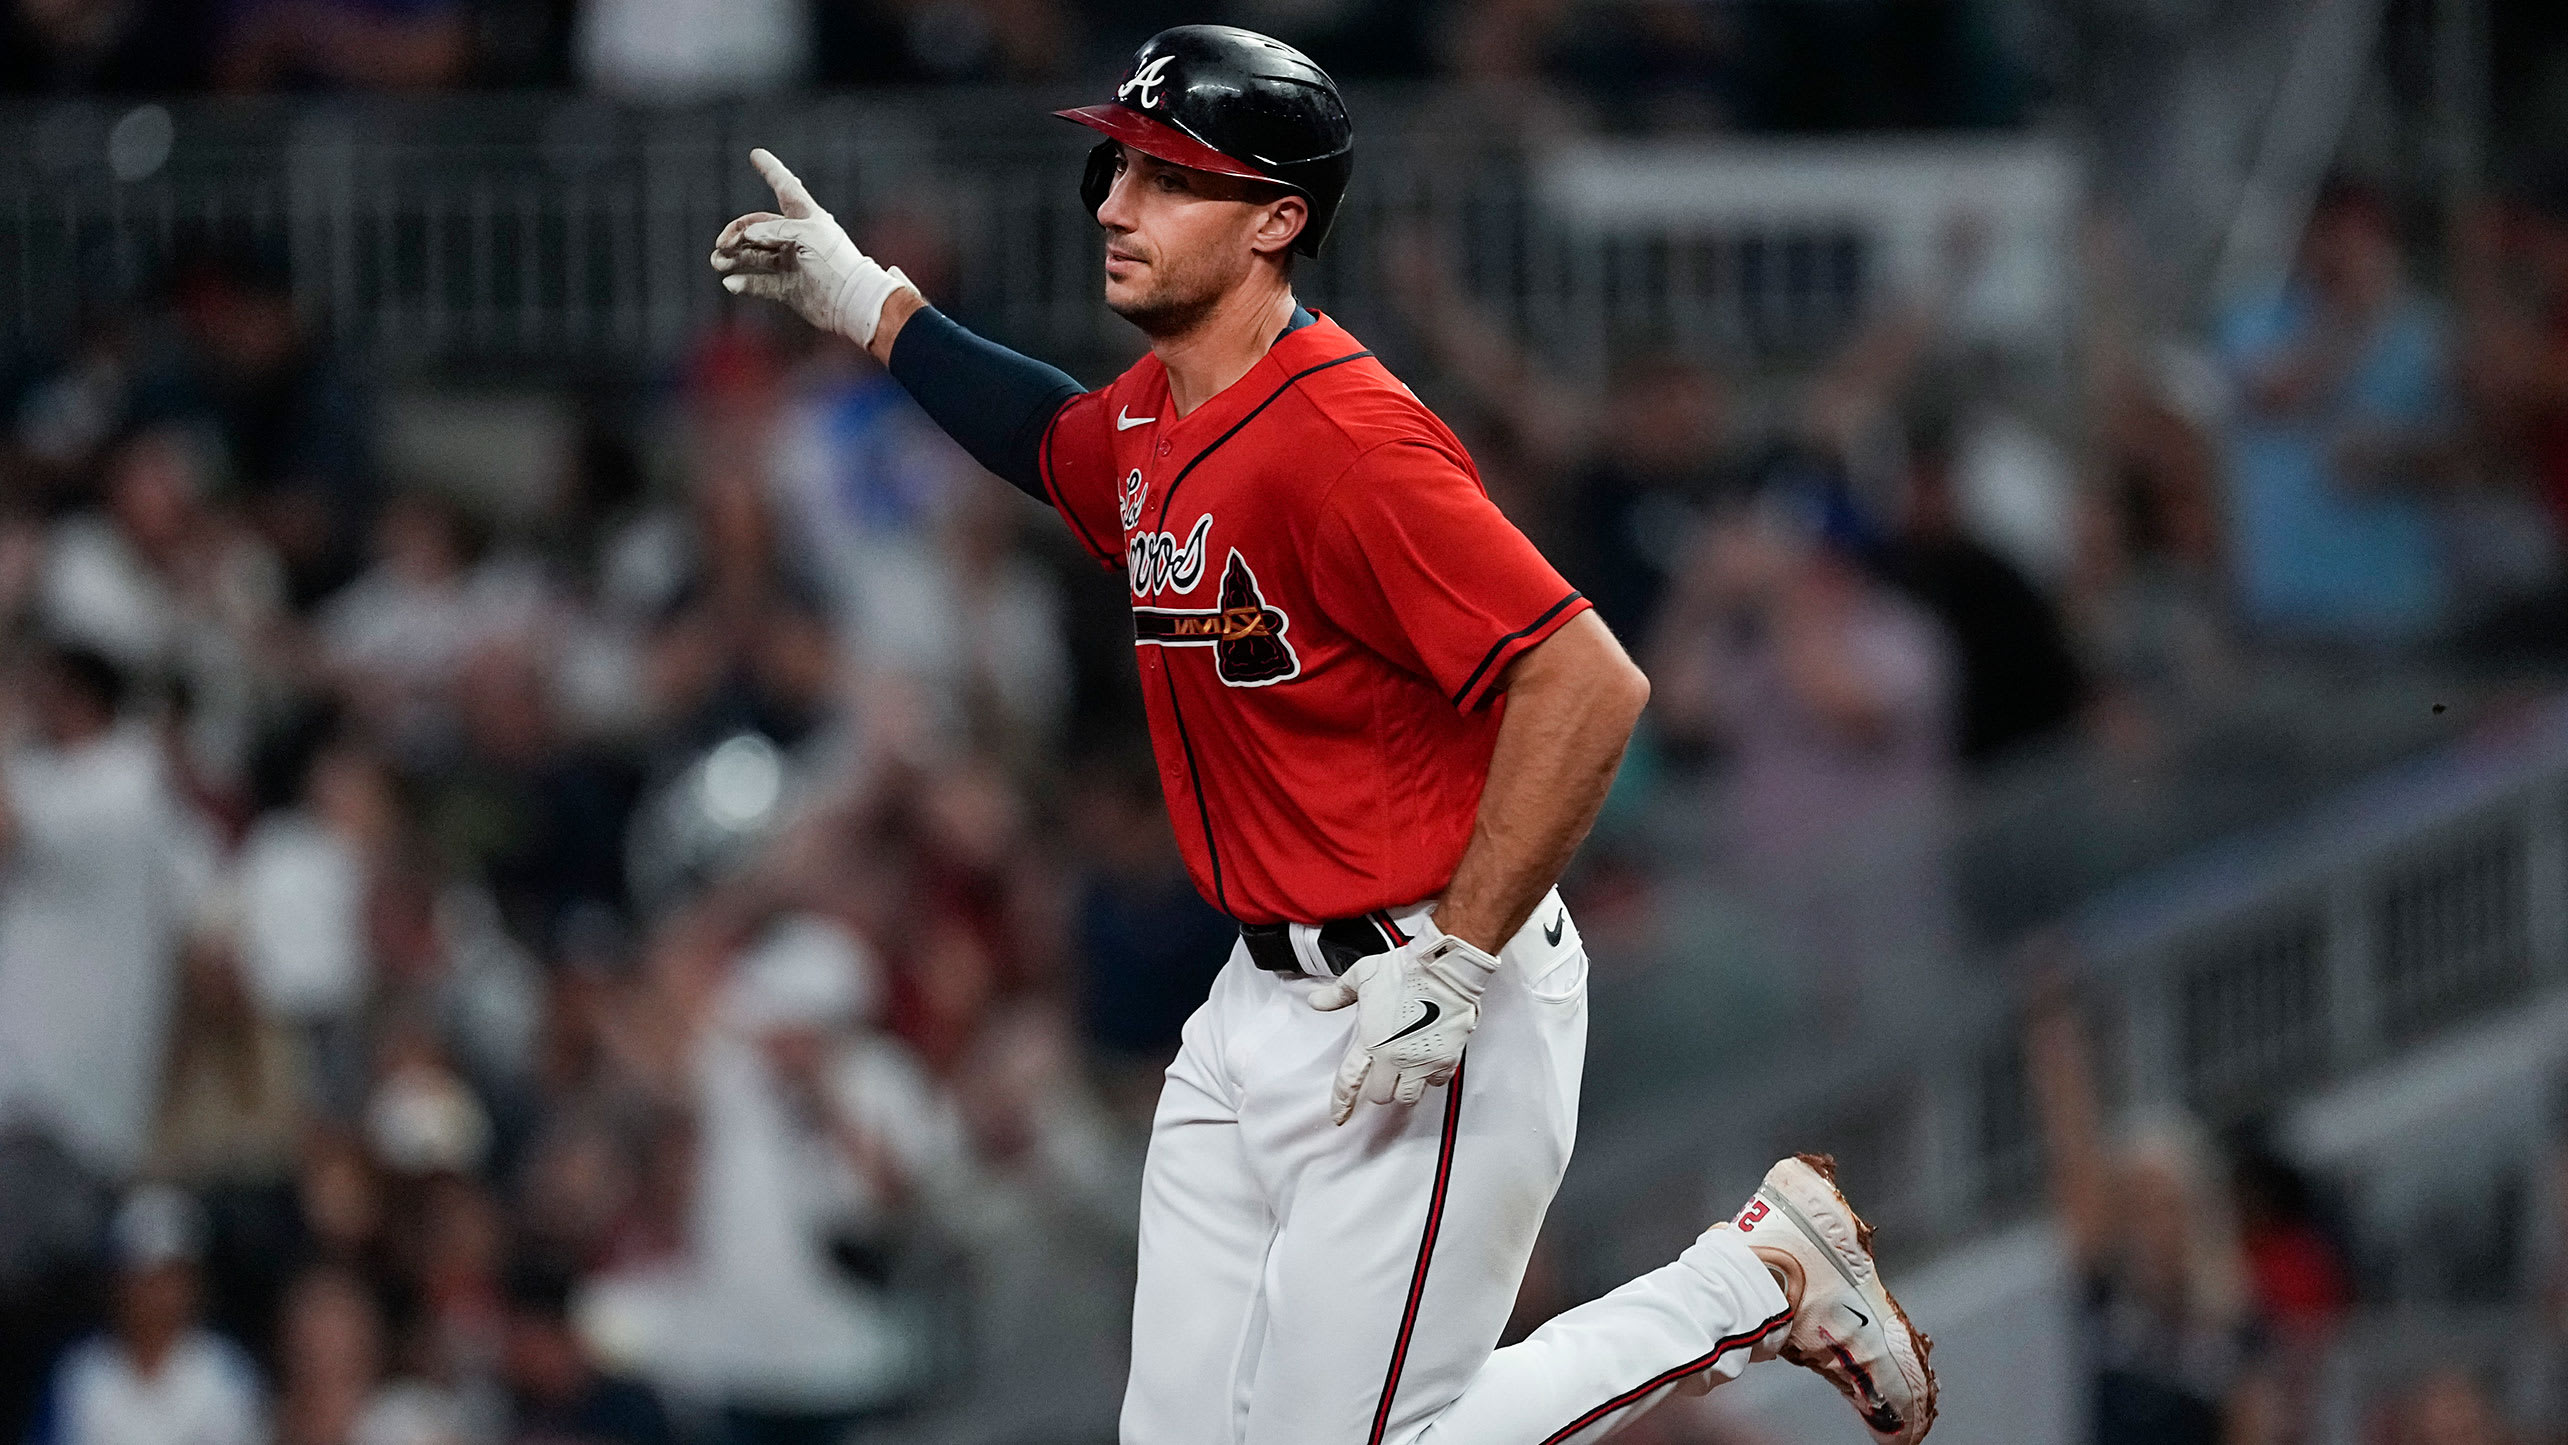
[1311, 440, 1591, 711]
[1038, 390, 1125, 571]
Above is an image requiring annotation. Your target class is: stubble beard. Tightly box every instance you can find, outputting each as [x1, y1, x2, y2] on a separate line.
[1106, 243, 1249, 341]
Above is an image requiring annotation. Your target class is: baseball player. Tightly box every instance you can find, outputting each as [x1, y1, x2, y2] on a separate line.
[711, 24, 1936, 1445]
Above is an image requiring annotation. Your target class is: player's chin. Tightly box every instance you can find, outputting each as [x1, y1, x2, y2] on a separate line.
[1104, 276, 1158, 320]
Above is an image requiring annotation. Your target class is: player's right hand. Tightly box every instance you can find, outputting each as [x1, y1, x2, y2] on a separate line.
[1309, 926, 1499, 1126]
[710, 149, 915, 346]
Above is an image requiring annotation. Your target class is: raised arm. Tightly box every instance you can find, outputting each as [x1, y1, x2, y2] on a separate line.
[2023, 967, 2119, 1271]
[711, 150, 1083, 500]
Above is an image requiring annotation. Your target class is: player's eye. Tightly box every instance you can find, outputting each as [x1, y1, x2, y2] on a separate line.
[1154, 170, 1187, 194]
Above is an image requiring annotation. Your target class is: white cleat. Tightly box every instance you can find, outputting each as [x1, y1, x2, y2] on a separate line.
[1730, 1154, 1938, 1443]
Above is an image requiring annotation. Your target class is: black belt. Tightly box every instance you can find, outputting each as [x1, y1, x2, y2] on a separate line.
[1239, 911, 1410, 978]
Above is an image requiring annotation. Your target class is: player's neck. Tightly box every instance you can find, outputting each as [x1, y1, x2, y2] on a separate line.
[1154, 282, 1299, 419]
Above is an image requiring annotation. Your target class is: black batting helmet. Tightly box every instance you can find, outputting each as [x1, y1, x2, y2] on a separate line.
[1057, 25, 1354, 258]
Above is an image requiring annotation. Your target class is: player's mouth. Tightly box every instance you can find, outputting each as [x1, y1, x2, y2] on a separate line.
[1105, 245, 1148, 277]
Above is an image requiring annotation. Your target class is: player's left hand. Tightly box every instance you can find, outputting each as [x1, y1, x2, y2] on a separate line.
[710, 149, 914, 345]
[1309, 924, 1499, 1126]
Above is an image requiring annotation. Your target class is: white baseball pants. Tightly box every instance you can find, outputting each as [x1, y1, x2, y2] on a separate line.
[1121, 890, 1791, 1445]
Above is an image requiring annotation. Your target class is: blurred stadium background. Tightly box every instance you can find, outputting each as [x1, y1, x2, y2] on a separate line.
[4, 0, 2568, 1442]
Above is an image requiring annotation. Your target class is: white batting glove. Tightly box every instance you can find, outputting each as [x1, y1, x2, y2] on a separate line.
[710, 149, 914, 346]
[1309, 923, 1499, 1126]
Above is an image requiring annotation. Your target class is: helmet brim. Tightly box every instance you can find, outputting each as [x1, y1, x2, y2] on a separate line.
[1055, 105, 1282, 189]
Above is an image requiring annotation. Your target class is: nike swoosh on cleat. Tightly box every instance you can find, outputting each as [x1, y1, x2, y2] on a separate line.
[1382, 1000, 1440, 1043]
[1117, 407, 1157, 430]
[1543, 910, 1566, 947]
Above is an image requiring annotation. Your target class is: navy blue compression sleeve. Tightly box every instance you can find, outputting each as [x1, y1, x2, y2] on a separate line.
[886, 306, 1085, 501]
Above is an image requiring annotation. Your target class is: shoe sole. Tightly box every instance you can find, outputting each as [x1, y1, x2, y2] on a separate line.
[1761, 1153, 1939, 1442]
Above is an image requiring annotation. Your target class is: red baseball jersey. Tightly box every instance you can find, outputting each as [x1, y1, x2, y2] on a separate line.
[1039, 313, 1590, 925]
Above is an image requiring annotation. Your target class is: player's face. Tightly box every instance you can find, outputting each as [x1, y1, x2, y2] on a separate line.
[1094, 147, 1305, 337]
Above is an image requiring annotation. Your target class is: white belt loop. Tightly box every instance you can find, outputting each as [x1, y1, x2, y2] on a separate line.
[1288, 920, 1328, 979]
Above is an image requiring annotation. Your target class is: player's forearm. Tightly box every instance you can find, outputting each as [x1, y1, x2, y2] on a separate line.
[1435, 612, 1649, 954]
[885, 303, 1085, 501]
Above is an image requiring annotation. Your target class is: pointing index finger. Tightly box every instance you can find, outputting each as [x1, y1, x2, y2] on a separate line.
[749, 148, 820, 220]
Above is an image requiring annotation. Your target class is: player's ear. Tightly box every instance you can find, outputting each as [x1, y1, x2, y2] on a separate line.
[1251, 194, 1309, 258]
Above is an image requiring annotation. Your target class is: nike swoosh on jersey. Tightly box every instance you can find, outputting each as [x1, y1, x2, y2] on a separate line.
[1381, 1000, 1440, 1044]
[1543, 910, 1566, 947]
[1117, 407, 1157, 430]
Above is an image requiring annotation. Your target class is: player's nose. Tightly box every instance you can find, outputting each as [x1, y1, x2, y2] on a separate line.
[1096, 164, 1143, 235]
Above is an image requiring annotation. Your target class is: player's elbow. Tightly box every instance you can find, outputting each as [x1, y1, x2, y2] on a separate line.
[1602, 652, 1652, 728]
[1515, 611, 1651, 722]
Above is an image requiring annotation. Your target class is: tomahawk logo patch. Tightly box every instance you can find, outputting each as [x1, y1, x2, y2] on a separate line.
[1133, 549, 1301, 686]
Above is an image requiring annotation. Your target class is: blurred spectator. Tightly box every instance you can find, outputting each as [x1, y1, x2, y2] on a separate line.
[498, 1263, 673, 1445]
[236, 740, 397, 1112]
[361, 1024, 498, 1182]
[2214, 182, 2456, 646]
[425, 637, 643, 951]
[26, 1188, 264, 1445]
[34, 426, 289, 789]
[0, 0, 218, 93]
[2387, 1365, 2517, 1445]
[319, 493, 550, 760]
[293, 1132, 397, 1286]
[0, 645, 216, 1176]
[1647, 479, 1957, 1016]
[1560, 356, 1738, 642]
[1874, 412, 2086, 765]
[2452, 174, 2568, 654]
[2026, 972, 2254, 1445]
[637, 464, 839, 765]
[1377, 234, 1738, 641]
[2067, 212, 2241, 745]
[575, 0, 807, 98]
[861, 485, 1071, 765]
[216, 0, 470, 92]
[585, 913, 961, 1432]
[152, 253, 377, 610]
[150, 891, 309, 1369]
[2459, 176, 2568, 532]
[273, 1265, 471, 1445]
[2229, 1141, 2350, 1347]
[1066, 754, 1233, 1102]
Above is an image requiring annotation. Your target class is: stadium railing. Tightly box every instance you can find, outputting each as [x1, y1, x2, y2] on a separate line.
[1558, 685, 2568, 1303]
[0, 92, 2073, 381]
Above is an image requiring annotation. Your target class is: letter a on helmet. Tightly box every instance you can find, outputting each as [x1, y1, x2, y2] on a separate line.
[1057, 25, 1355, 258]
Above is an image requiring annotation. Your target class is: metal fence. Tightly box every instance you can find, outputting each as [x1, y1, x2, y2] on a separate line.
[0, 93, 2076, 382]
[1551, 692, 2568, 1297]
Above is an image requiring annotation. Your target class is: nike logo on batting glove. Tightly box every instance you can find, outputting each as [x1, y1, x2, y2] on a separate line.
[1309, 926, 1499, 1125]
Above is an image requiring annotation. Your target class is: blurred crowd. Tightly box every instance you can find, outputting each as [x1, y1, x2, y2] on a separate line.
[0, 0, 2027, 131]
[0, 239, 1189, 1445]
[6, 8, 2568, 1432]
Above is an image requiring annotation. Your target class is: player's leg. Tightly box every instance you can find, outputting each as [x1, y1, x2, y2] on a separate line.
[1231, 895, 1589, 1445]
[1414, 1229, 1790, 1444]
[1426, 1157, 1939, 1445]
[1119, 946, 1291, 1444]
[1230, 891, 1927, 1445]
